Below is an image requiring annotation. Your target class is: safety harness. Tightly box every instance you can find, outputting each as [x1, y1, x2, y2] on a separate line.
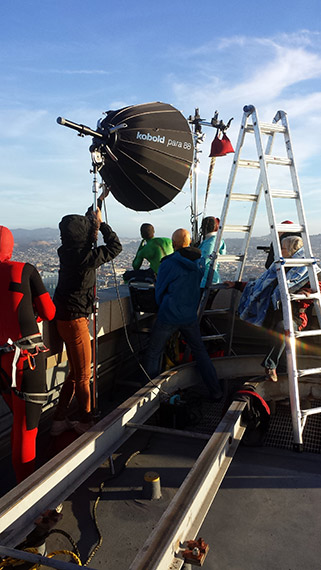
[0, 333, 49, 405]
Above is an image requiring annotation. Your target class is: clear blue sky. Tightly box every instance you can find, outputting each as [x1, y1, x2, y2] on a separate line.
[1, 0, 320, 238]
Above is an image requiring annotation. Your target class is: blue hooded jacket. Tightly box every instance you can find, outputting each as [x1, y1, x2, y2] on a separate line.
[156, 247, 203, 324]
[238, 248, 316, 327]
[199, 233, 226, 287]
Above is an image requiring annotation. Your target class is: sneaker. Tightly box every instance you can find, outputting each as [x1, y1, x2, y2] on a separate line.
[50, 418, 79, 436]
[74, 420, 95, 435]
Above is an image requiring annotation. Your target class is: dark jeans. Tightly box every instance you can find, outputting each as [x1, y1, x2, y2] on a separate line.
[262, 320, 298, 372]
[143, 318, 222, 399]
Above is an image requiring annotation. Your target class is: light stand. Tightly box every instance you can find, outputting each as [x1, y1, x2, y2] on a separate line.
[188, 109, 233, 244]
[57, 116, 126, 418]
[188, 108, 205, 243]
[90, 149, 104, 418]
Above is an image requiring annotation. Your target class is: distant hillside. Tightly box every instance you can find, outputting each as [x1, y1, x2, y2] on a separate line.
[12, 228, 60, 244]
[11, 228, 142, 245]
[10, 228, 321, 252]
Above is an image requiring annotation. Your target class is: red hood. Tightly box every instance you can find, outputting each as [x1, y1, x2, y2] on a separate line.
[0, 226, 14, 262]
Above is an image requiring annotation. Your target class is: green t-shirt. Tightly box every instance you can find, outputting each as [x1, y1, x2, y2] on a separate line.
[132, 237, 173, 274]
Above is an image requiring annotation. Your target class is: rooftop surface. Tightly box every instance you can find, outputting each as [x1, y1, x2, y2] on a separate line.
[38, 397, 321, 570]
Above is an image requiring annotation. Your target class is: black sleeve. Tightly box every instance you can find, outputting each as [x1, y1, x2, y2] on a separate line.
[77, 224, 122, 270]
[99, 223, 122, 257]
[265, 244, 274, 269]
[81, 223, 122, 269]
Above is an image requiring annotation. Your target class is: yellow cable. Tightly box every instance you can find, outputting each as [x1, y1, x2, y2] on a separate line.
[0, 548, 39, 569]
[0, 548, 82, 569]
[47, 550, 82, 565]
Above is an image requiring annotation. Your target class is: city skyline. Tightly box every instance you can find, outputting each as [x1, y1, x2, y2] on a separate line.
[13, 231, 321, 293]
[1, 1, 321, 237]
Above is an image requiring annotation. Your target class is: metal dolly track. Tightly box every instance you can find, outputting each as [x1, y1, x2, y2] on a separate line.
[0, 363, 252, 570]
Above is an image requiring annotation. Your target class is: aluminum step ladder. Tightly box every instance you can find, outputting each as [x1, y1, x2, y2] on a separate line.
[199, 104, 321, 450]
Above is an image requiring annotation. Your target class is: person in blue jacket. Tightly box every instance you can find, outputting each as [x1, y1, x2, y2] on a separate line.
[143, 228, 223, 401]
[199, 216, 226, 288]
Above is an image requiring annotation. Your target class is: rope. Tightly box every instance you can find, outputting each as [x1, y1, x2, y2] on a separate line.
[83, 449, 147, 565]
[48, 529, 81, 560]
[83, 481, 104, 566]
[203, 156, 216, 218]
[0, 548, 39, 569]
[53, 451, 148, 566]
[47, 551, 82, 565]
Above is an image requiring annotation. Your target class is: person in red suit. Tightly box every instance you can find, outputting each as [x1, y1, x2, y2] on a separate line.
[0, 226, 56, 483]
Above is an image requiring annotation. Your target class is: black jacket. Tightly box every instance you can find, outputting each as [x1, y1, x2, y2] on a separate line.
[54, 216, 122, 319]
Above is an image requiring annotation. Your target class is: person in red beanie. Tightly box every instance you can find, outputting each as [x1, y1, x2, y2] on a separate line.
[0, 226, 56, 483]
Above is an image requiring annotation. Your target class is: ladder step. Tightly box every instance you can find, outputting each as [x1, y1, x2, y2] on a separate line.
[265, 156, 292, 166]
[224, 224, 250, 233]
[298, 367, 321, 378]
[203, 308, 230, 315]
[282, 258, 317, 267]
[238, 156, 292, 168]
[201, 334, 226, 341]
[230, 193, 258, 202]
[245, 122, 287, 135]
[295, 329, 321, 338]
[238, 154, 293, 168]
[271, 189, 299, 199]
[290, 293, 321, 301]
[217, 254, 244, 263]
[238, 159, 260, 169]
[301, 406, 321, 418]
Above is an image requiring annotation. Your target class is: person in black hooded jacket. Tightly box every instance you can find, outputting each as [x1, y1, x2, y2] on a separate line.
[52, 204, 122, 435]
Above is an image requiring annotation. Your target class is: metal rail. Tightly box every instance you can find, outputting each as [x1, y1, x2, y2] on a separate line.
[0, 396, 247, 570]
[129, 400, 247, 570]
[0, 374, 174, 547]
[0, 357, 263, 569]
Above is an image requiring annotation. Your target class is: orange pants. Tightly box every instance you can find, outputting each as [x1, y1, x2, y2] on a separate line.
[55, 318, 92, 421]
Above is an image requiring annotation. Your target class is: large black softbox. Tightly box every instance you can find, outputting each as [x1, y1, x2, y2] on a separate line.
[93, 101, 193, 211]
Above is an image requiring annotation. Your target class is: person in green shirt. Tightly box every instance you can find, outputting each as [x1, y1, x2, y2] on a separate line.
[132, 223, 174, 275]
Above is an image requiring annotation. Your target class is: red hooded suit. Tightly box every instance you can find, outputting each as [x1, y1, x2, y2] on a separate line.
[0, 226, 55, 482]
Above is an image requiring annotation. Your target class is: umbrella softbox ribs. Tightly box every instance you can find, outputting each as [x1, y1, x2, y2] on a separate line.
[58, 102, 193, 212]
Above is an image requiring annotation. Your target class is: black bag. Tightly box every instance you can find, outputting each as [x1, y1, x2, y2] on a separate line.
[234, 386, 270, 446]
[159, 389, 203, 429]
[123, 268, 156, 283]
[128, 281, 158, 313]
